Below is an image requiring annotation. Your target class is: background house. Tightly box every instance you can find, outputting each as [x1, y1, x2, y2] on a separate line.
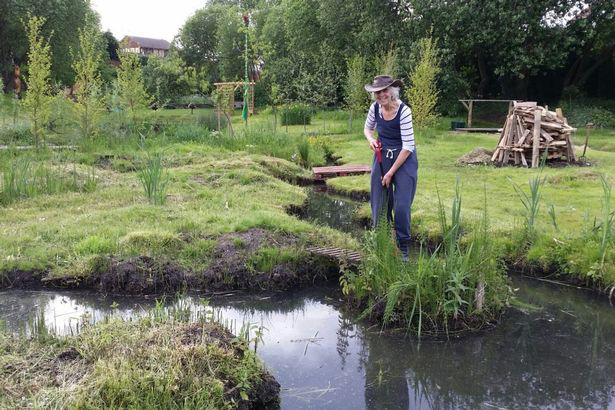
[120, 36, 170, 57]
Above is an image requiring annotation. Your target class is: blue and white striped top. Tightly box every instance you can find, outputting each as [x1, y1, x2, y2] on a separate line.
[364, 102, 415, 153]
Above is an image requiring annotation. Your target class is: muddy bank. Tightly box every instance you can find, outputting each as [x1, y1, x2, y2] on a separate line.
[0, 228, 344, 295]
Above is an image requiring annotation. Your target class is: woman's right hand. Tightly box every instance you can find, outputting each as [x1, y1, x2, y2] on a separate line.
[368, 137, 380, 153]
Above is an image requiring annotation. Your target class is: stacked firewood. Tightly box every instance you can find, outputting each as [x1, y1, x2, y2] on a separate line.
[492, 101, 577, 167]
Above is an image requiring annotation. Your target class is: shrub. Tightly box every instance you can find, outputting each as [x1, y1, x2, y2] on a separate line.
[280, 103, 312, 126]
[561, 104, 615, 128]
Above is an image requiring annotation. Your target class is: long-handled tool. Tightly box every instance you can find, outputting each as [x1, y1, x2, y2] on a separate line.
[375, 142, 391, 223]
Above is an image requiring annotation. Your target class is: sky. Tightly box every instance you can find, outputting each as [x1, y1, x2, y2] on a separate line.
[91, 0, 206, 42]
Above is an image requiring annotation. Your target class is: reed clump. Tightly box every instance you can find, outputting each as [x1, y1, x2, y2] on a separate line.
[343, 181, 510, 338]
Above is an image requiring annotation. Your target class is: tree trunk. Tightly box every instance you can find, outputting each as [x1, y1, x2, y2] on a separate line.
[477, 53, 489, 98]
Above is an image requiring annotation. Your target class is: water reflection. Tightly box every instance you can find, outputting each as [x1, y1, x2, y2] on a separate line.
[293, 189, 366, 237]
[2, 278, 615, 409]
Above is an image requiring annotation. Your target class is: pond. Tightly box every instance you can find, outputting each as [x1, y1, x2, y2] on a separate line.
[2, 276, 615, 409]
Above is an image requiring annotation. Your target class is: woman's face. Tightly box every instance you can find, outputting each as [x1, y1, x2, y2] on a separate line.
[375, 87, 392, 106]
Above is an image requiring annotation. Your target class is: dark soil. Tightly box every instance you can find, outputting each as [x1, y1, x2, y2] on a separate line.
[199, 228, 340, 291]
[1, 229, 343, 295]
[87, 255, 189, 294]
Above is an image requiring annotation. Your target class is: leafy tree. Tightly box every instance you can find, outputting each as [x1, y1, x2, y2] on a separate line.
[116, 52, 151, 125]
[72, 23, 106, 139]
[103, 30, 119, 61]
[345, 54, 369, 128]
[1, 0, 96, 87]
[407, 36, 440, 128]
[142, 53, 197, 104]
[175, 4, 227, 84]
[216, 6, 244, 81]
[22, 15, 53, 147]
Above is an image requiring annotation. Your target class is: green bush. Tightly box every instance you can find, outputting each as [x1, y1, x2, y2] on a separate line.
[280, 103, 312, 126]
[560, 102, 615, 128]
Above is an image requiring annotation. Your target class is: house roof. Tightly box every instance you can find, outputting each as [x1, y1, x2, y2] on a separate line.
[123, 36, 170, 50]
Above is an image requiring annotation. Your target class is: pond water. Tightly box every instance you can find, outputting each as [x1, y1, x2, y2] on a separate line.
[292, 187, 367, 238]
[2, 277, 615, 409]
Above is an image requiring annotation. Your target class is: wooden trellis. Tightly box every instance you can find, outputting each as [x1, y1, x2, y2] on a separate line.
[213, 82, 255, 127]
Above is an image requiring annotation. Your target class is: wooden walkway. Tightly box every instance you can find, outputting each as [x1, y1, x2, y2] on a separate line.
[307, 246, 362, 265]
[312, 164, 370, 180]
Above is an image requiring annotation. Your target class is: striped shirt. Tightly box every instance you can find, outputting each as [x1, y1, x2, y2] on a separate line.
[364, 102, 415, 153]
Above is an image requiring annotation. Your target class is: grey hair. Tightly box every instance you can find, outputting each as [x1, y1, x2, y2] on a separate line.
[371, 86, 400, 101]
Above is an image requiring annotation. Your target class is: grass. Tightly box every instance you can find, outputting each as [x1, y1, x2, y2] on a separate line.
[343, 181, 510, 337]
[0, 104, 613, 293]
[138, 152, 169, 205]
[0, 302, 278, 409]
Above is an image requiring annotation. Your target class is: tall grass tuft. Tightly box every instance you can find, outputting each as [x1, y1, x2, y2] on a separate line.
[599, 175, 614, 266]
[0, 159, 94, 206]
[138, 152, 169, 205]
[510, 171, 546, 241]
[297, 138, 311, 168]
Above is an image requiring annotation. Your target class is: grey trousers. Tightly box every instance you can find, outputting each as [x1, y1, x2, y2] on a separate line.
[370, 148, 418, 246]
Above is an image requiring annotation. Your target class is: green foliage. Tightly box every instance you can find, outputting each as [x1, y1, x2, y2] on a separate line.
[374, 47, 400, 78]
[345, 55, 370, 115]
[143, 53, 198, 104]
[560, 103, 615, 128]
[247, 247, 300, 273]
[116, 52, 152, 125]
[407, 36, 440, 128]
[280, 103, 312, 126]
[138, 152, 170, 205]
[296, 138, 310, 168]
[73, 24, 106, 139]
[344, 179, 509, 337]
[22, 15, 53, 147]
[510, 171, 546, 243]
[598, 175, 614, 267]
[0, 158, 94, 206]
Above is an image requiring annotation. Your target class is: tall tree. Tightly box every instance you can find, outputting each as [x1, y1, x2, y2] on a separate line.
[116, 52, 151, 125]
[22, 14, 53, 147]
[73, 23, 106, 139]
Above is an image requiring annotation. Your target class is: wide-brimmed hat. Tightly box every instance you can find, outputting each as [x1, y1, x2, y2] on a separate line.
[364, 75, 404, 92]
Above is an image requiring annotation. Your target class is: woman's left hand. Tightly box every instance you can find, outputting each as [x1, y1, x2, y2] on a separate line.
[382, 172, 393, 187]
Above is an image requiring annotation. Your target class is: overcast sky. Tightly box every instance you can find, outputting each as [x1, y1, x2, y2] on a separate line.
[91, 0, 205, 42]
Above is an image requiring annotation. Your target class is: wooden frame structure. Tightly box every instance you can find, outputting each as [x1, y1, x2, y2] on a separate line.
[459, 99, 515, 129]
[213, 82, 255, 122]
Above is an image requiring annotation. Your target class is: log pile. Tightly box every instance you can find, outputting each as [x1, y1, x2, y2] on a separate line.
[492, 102, 577, 167]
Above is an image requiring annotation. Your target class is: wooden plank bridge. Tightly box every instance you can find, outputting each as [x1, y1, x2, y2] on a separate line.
[312, 164, 371, 180]
[307, 246, 362, 265]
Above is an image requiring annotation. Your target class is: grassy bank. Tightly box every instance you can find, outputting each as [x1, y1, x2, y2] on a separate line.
[0, 109, 356, 292]
[1, 106, 614, 296]
[0, 306, 279, 408]
[326, 119, 615, 292]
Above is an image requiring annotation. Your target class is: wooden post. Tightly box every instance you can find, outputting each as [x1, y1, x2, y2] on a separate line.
[468, 100, 474, 128]
[532, 108, 542, 168]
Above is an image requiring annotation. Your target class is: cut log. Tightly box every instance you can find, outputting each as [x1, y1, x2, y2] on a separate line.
[532, 108, 542, 168]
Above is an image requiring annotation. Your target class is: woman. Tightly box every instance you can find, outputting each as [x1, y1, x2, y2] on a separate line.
[364, 75, 418, 260]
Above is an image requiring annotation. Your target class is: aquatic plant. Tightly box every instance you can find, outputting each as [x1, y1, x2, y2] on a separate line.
[510, 170, 546, 242]
[138, 152, 169, 205]
[347, 180, 509, 337]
